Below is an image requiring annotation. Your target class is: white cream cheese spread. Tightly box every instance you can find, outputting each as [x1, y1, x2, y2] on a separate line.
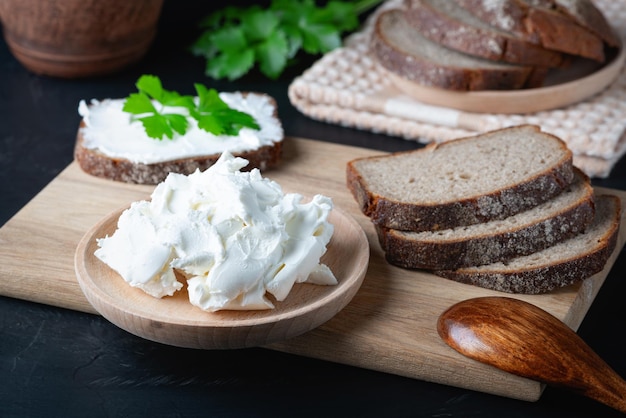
[94, 152, 337, 311]
[78, 92, 283, 164]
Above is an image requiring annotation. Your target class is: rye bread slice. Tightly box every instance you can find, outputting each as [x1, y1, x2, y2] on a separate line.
[346, 125, 574, 231]
[74, 134, 282, 185]
[550, 0, 620, 48]
[377, 168, 594, 270]
[514, 0, 619, 47]
[455, 0, 608, 62]
[404, 0, 567, 67]
[369, 8, 545, 91]
[434, 194, 621, 294]
[74, 92, 283, 184]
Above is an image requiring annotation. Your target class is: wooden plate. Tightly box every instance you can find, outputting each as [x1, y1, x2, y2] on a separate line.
[387, 43, 625, 114]
[74, 205, 369, 349]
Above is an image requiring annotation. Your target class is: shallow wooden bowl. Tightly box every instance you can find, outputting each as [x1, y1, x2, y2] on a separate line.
[388, 42, 625, 114]
[74, 205, 369, 349]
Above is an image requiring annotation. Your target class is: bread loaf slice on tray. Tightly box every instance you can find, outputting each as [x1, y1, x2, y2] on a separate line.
[74, 92, 283, 184]
[434, 194, 621, 294]
[376, 168, 594, 270]
[454, 0, 609, 62]
[404, 0, 567, 67]
[369, 8, 547, 91]
[550, 0, 620, 48]
[346, 125, 574, 232]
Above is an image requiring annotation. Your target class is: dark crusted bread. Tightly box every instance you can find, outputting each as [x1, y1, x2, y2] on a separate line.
[74, 132, 282, 184]
[74, 93, 283, 184]
[434, 194, 621, 294]
[377, 168, 594, 270]
[369, 8, 547, 91]
[548, 0, 620, 48]
[346, 125, 574, 231]
[404, 0, 567, 67]
[455, 0, 610, 62]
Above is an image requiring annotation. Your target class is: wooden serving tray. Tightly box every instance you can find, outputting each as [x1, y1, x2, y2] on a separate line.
[1, 137, 624, 401]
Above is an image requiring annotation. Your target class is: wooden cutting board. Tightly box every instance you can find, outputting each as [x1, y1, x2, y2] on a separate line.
[1, 137, 624, 401]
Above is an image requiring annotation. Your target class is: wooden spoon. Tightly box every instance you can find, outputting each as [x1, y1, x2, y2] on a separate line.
[438, 296, 626, 413]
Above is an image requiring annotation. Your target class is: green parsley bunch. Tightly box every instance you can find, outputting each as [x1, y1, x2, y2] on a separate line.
[190, 0, 382, 81]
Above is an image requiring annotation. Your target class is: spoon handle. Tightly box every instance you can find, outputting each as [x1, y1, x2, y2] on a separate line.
[438, 297, 626, 413]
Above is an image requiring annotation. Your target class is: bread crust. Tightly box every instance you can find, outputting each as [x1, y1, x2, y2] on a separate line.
[404, 0, 567, 67]
[434, 194, 621, 294]
[74, 130, 283, 184]
[455, 0, 608, 61]
[376, 169, 594, 270]
[370, 9, 540, 91]
[346, 126, 574, 232]
[552, 0, 620, 48]
[74, 93, 283, 184]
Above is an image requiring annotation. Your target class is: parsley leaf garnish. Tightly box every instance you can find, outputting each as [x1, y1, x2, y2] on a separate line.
[192, 83, 260, 136]
[190, 0, 382, 81]
[122, 75, 259, 140]
[123, 75, 193, 140]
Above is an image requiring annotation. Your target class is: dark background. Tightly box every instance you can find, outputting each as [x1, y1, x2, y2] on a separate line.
[2, 1, 626, 417]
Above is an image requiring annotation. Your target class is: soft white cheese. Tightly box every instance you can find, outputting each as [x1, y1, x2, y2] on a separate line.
[77, 92, 283, 164]
[94, 152, 337, 312]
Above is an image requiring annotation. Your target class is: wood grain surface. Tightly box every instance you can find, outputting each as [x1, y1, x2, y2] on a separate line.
[1, 137, 624, 401]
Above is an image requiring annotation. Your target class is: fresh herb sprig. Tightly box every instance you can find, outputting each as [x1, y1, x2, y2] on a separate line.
[190, 0, 382, 81]
[123, 75, 260, 140]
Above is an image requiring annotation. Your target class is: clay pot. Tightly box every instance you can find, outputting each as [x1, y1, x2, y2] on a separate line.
[0, 0, 164, 78]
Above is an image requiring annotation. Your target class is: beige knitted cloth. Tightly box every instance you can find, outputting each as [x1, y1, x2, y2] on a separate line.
[288, 0, 626, 178]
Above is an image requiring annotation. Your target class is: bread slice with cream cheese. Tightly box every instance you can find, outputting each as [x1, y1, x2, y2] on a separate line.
[74, 92, 283, 184]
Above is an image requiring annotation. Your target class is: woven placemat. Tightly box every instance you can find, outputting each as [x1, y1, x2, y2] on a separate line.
[288, 0, 626, 178]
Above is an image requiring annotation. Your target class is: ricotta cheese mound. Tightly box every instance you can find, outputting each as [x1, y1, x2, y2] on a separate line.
[95, 152, 337, 311]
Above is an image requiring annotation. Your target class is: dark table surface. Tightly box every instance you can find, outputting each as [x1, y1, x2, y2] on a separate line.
[2, 1, 626, 417]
